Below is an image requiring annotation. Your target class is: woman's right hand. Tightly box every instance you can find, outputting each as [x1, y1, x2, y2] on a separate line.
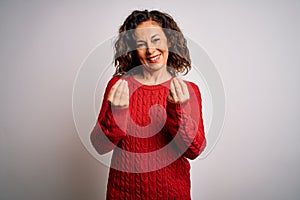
[107, 79, 129, 108]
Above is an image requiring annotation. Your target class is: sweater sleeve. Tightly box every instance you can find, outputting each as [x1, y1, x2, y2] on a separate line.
[165, 81, 206, 160]
[90, 76, 128, 155]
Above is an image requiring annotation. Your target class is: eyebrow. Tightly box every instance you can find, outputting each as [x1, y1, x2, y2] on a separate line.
[136, 34, 160, 43]
[151, 34, 159, 39]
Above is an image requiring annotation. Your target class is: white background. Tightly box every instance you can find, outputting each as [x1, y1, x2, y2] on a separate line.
[0, 1, 299, 199]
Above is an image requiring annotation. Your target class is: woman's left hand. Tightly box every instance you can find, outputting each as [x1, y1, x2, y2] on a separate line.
[168, 78, 190, 103]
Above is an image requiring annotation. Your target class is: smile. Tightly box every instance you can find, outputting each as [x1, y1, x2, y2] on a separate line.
[147, 54, 161, 63]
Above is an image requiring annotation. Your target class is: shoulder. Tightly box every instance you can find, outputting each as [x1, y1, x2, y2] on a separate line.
[183, 80, 200, 92]
[182, 79, 203, 100]
[104, 74, 133, 92]
[106, 75, 122, 89]
[101, 75, 122, 97]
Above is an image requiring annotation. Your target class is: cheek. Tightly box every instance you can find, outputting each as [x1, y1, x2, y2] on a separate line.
[136, 50, 144, 57]
[136, 50, 146, 61]
[158, 41, 169, 51]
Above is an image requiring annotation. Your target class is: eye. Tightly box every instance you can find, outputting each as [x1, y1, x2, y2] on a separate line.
[153, 38, 160, 43]
[136, 43, 146, 48]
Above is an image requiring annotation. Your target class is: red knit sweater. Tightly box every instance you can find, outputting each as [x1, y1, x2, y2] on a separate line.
[91, 75, 206, 200]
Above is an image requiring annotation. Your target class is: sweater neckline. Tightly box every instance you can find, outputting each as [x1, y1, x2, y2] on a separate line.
[128, 75, 174, 90]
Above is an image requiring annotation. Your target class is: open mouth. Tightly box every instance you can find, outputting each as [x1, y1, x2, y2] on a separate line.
[147, 54, 161, 63]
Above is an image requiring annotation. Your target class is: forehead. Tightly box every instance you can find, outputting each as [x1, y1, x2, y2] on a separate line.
[134, 20, 165, 39]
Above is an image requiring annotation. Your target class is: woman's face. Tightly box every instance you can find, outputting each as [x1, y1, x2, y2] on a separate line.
[134, 20, 169, 73]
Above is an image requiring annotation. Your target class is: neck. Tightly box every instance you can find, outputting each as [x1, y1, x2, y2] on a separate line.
[136, 68, 172, 85]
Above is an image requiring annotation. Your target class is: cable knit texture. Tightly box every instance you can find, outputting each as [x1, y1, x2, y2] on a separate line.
[90, 75, 206, 200]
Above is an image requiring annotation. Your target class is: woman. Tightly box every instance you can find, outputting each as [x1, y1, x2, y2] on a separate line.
[91, 10, 206, 200]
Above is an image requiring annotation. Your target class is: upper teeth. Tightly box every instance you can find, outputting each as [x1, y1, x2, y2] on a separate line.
[150, 55, 160, 60]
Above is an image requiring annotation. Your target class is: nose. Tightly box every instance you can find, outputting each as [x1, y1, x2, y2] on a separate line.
[146, 42, 156, 55]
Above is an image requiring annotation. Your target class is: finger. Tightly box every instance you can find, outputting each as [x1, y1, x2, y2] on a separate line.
[119, 80, 129, 107]
[107, 79, 122, 102]
[168, 92, 174, 101]
[177, 78, 190, 100]
[169, 80, 178, 102]
[113, 80, 125, 105]
[173, 78, 184, 101]
[177, 78, 187, 95]
[124, 81, 129, 102]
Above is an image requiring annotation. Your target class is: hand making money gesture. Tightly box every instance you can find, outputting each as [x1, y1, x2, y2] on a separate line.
[168, 78, 190, 103]
[107, 79, 129, 108]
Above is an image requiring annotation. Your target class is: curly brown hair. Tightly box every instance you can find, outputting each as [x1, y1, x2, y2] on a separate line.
[113, 9, 191, 76]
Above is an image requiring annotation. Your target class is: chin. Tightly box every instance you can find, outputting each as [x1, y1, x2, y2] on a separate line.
[147, 63, 166, 71]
